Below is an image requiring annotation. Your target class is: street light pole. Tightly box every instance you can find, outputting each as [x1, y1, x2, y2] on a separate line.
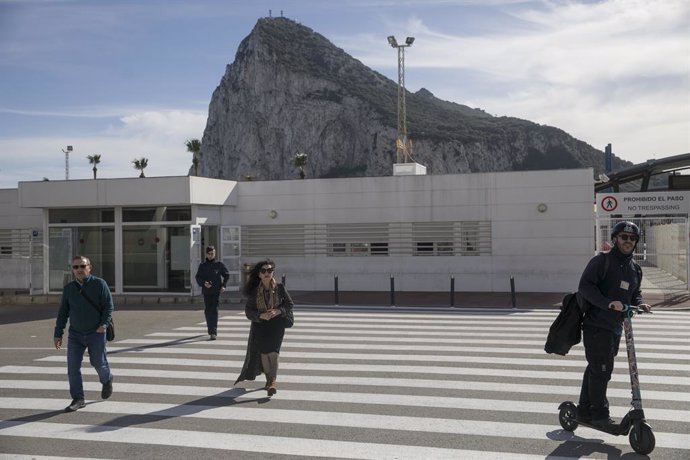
[387, 36, 414, 164]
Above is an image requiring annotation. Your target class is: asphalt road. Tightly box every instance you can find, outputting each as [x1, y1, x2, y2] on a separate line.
[1, 302, 689, 459]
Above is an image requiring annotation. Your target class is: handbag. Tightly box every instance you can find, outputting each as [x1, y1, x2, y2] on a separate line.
[79, 285, 115, 341]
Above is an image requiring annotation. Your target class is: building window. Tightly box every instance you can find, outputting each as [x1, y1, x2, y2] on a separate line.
[49, 208, 114, 224]
[326, 223, 390, 257]
[370, 242, 389, 256]
[123, 206, 191, 222]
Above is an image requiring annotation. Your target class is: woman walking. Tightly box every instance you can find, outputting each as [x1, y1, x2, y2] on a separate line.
[235, 259, 294, 396]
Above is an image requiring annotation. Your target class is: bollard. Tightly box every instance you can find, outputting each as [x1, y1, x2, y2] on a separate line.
[390, 275, 395, 306]
[450, 275, 455, 307]
[334, 274, 339, 306]
[281, 273, 286, 287]
[510, 276, 517, 309]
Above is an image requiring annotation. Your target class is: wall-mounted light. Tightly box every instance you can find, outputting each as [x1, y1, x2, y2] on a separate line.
[537, 203, 548, 213]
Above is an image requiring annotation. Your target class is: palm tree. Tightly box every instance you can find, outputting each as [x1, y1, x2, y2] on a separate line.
[132, 157, 148, 178]
[87, 154, 101, 179]
[185, 139, 201, 176]
[293, 152, 307, 179]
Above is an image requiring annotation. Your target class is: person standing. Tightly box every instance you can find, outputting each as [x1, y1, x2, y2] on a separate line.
[195, 246, 230, 340]
[235, 259, 294, 396]
[53, 255, 114, 412]
[576, 221, 651, 429]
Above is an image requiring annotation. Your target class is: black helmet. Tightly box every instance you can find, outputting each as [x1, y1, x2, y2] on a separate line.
[611, 221, 640, 239]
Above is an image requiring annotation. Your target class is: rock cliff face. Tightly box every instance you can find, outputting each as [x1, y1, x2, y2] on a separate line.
[199, 17, 629, 181]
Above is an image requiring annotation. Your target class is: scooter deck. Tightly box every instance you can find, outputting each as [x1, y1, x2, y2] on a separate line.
[571, 418, 626, 436]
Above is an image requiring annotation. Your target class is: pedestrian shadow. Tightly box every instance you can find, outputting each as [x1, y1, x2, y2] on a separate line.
[107, 335, 207, 354]
[85, 386, 271, 433]
[546, 429, 649, 459]
[2, 408, 67, 426]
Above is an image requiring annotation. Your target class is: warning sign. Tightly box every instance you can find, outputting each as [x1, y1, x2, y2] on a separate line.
[596, 191, 690, 216]
[600, 196, 618, 212]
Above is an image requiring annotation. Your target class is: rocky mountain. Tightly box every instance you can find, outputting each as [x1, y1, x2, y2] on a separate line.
[199, 17, 630, 181]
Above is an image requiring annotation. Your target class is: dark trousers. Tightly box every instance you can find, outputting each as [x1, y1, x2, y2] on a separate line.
[67, 330, 112, 400]
[578, 325, 621, 420]
[203, 294, 220, 335]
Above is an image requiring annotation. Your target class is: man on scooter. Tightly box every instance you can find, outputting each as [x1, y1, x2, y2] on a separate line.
[576, 221, 652, 430]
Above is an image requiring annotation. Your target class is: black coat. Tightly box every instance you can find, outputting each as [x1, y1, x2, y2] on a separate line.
[194, 258, 230, 295]
[579, 247, 643, 334]
[544, 292, 586, 356]
[234, 283, 294, 385]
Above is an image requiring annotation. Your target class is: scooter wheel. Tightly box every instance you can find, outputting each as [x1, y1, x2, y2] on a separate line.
[629, 422, 655, 455]
[558, 402, 578, 432]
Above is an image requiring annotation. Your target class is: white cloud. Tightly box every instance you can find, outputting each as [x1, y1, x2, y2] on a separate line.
[0, 109, 207, 188]
[344, 0, 690, 164]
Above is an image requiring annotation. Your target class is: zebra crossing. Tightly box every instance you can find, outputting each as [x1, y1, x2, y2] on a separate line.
[1, 306, 689, 459]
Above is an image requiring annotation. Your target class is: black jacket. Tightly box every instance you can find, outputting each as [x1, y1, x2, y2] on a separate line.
[234, 283, 294, 385]
[195, 258, 230, 295]
[578, 247, 643, 335]
[544, 292, 585, 355]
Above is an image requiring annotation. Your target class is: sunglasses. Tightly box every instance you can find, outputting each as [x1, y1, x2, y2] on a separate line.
[617, 234, 639, 242]
[260, 268, 274, 274]
[72, 264, 88, 269]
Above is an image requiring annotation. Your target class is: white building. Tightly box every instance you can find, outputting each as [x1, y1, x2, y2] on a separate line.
[0, 168, 596, 295]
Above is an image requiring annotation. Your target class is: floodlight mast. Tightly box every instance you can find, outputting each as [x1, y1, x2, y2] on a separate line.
[387, 36, 414, 163]
[62, 145, 73, 180]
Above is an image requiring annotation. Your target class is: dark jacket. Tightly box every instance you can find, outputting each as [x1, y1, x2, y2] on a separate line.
[234, 283, 294, 385]
[544, 292, 585, 355]
[54, 275, 114, 337]
[195, 258, 230, 296]
[578, 247, 643, 335]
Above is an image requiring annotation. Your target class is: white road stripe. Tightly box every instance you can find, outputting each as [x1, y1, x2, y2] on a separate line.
[99, 346, 690, 369]
[146, 330, 690, 342]
[0, 368, 686, 402]
[0, 420, 605, 460]
[115, 338, 690, 355]
[0, 398, 688, 450]
[223, 310, 690, 322]
[36, 354, 690, 372]
[0, 380, 686, 422]
[6, 364, 688, 386]
[210, 321, 690, 331]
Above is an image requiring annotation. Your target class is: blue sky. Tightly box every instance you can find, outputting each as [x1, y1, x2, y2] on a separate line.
[0, 0, 688, 187]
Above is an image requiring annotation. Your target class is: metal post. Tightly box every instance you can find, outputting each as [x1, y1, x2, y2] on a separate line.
[510, 276, 517, 309]
[450, 275, 455, 307]
[390, 275, 395, 306]
[334, 274, 339, 306]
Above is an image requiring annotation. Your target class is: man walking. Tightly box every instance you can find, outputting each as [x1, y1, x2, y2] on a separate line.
[195, 246, 230, 340]
[576, 221, 651, 429]
[53, 255, 114, 412]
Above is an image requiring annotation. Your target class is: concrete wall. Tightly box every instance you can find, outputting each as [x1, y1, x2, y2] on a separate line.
[222, 169, 595, 293]
[654, 222, 687, 282]
[2, 170, 595, 294]
[0, 189, 43, 228]
[18, 176, 237, 208]
[0, 189, 44, 292]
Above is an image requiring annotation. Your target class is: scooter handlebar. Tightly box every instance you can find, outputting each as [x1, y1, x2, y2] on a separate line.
[622, 304, 652, 318]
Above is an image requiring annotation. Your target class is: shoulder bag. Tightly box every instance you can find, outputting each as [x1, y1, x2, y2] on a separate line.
[79, 285, 115, 341]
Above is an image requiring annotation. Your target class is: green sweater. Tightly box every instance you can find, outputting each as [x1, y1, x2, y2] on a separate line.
[54, 275, 114, 337]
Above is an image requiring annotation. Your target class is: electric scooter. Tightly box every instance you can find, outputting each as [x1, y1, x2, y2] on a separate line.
[558, 304, 656, 455]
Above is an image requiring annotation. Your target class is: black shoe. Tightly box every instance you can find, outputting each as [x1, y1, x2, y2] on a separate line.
[65, 398, 85, 412]
[101, 377, 113, 399]
[209, 334, 217, 341]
